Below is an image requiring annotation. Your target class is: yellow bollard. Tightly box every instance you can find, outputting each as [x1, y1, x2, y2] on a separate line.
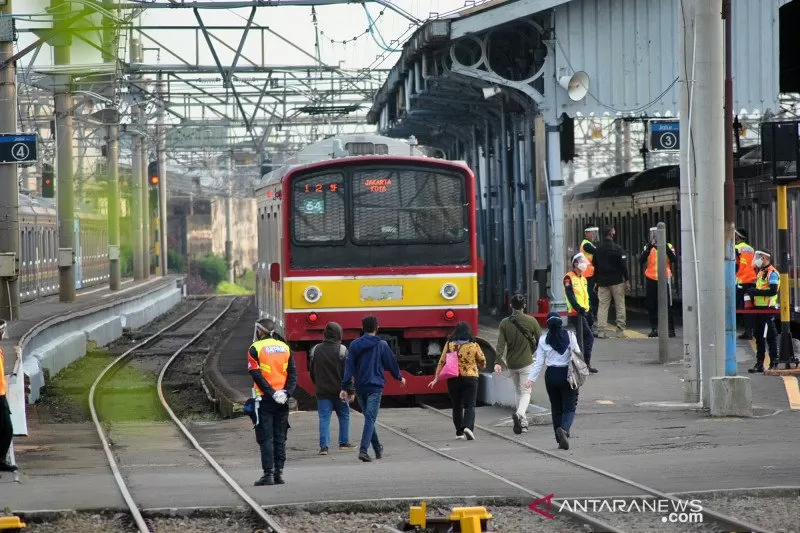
[449, 506, 492, 533]
[0, 515, 26, 530]
[408, 501, 427, 527]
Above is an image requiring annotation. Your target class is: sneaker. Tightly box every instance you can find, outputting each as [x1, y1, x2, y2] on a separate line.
[648, 329, 658, 338]
[616, 327, 627, 338]
[521, 426, 528, 433]
[588, 366, 598, 374]
[358, 451, 372, 462]
[319, 447, 328, 455]
[556, 427, 569, 450]
[463, 428, 475, 441]
[0, 462, 18, 472]
[339, 443, 356, 449]
[375, 446, 384, 459]
[748, 364, 764, 374]
[455, 434, 466, 440]
[512, 413, 522, 435]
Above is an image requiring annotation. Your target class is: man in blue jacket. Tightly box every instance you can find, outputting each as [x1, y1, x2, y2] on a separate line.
[340, 315, 406, 462]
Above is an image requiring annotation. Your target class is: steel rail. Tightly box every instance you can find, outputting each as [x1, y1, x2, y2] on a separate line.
[354, 412, 628, 533]
[419, 402, 776, 533]
[88, 298, 214, 533]
[156, 298, 288, 533]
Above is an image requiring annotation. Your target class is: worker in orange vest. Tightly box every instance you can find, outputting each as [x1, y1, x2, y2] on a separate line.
[640, 227, 677, 338]
[0, 319, 18, 473]
[735, 229, 756, 340]
[248, 318, 297, 486]
[580, 227, 600, 328]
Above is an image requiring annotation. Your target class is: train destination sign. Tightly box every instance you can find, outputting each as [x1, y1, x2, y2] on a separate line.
[364, 178, 392, 192]
[648, 120, 680, 152]
[0, 133, 37, 164]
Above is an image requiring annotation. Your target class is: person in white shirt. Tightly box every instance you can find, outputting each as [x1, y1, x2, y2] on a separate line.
[524, 312, 580, 450]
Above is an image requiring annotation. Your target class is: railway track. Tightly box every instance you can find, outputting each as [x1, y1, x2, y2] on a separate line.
[88, 296, 287, 533]
[361, 403, 775, 533]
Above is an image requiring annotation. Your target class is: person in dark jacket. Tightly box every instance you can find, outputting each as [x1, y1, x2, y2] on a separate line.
[591, 226, 630, 338]
[340, 315, 406, 462]
[310, 322, 355, 455]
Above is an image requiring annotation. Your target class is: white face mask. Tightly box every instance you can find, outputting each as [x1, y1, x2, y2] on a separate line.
[753, 258, 763, 268]
[577, 262, 588, 272]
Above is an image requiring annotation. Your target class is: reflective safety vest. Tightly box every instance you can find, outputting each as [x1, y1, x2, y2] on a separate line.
[754, 264, 780, 308]
[735, 242, 756, 284]
[644, 244, 675, 281]
[247, 337, 291, 396]
[563, 271, 589, 313]
[580, 239, 595, 277]
[0, 347, 6, 397]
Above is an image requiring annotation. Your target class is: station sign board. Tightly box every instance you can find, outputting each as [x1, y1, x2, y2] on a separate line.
[0, 133, 37, 164]
[647, 120, 680, 152]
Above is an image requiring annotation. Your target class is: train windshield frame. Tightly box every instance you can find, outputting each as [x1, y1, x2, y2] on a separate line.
[287, 162, 471, 269]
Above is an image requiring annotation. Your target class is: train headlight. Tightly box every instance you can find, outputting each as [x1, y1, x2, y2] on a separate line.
[304, 286, 322, 303]
[440, 283, 458, 300]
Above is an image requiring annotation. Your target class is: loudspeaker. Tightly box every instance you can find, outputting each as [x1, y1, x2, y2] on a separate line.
[558, 71, 589, 101]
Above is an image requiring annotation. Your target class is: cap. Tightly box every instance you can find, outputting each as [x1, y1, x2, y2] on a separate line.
[584, 226, 599, 233]
[735, 228, 747, 239]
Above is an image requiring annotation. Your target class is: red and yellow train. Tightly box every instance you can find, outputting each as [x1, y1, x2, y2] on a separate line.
[255, 134, 494, 397]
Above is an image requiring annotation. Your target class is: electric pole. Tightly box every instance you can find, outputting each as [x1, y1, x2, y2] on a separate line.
[156, 71, 167, 276]
[0, 0, 20, 321]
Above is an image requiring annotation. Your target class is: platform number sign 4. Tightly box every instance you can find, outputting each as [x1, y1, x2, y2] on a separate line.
[648, 120, 680, 152]
[0, 133, 37, 164]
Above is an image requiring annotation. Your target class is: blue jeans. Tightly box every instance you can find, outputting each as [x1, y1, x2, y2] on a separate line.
[356, 391, 382, 455]
[317, 397, 350, 448]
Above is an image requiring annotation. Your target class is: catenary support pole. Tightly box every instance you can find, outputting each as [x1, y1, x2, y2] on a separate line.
[141, 107, 150, 279]
[777, 185, 794, 366]
[544, 41, 566, 311]
[657, 223, 668, 363]
[53, 0, 76, 302]
[226, 152, 234, 284]
[157, 71, 167, 277]
[107, 122, 121, 290]
[723, 0, 737, 375]
[681, 0, 725, 407]
[0, 0, 19, 321]
[129, 38, 144, 280]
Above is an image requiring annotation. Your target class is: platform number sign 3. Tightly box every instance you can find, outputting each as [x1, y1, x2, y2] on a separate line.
[648, 120, 680, 152]
[0, 133, 37, 164]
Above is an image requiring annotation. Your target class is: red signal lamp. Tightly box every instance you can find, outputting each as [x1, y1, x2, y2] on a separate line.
[150, 175, 160, 186]
[444, 309, 456, 320]
[307, 312, 319, 323]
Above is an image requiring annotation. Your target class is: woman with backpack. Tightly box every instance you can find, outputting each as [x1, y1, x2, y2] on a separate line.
[427, 322, 486, 440]
[525, 312, 582, 450]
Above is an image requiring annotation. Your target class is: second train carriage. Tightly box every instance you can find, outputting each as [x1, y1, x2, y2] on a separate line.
[255, 134, 495, 397]
[563, 146, 800, 332]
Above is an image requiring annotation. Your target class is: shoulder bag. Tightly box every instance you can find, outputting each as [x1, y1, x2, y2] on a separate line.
[437, 343, 461, 381]
[509, 315, 537, 352]
[566, 331, 590, 390]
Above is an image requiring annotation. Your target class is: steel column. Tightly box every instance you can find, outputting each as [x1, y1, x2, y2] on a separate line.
[107, 122, 121, 290]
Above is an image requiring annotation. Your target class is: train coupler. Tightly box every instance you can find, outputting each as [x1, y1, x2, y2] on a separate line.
[0, 515, 26, 530]
[396, 501, 495, 532]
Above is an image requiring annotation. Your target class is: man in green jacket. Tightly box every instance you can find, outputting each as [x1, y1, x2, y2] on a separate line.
[493, 294, 542, 434]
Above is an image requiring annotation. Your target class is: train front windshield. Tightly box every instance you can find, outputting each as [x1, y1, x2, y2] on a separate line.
[289, 165, 471, 269]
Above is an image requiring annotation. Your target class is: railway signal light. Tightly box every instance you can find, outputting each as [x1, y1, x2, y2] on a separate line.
[41, 163, 54, 198]
[148, 161, 160, 187]
[761, 120, 800, 185]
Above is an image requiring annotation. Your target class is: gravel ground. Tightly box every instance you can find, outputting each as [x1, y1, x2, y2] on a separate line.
[678, 490, 799, 533]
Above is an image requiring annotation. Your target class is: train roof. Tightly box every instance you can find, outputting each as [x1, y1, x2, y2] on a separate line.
[627, 165, 679, 193]
[596, 171, 638, 198]
[564, 177, 607, 201]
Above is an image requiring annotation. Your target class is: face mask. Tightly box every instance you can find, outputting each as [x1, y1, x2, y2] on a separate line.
[753, 258, 763, 268]
[577, 262, 588, 272]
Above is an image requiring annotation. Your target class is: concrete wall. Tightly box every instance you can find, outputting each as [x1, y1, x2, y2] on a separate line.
[211, 197, 258, 276]
[479, 372, 550, 414]
[20, 280, 183, 405]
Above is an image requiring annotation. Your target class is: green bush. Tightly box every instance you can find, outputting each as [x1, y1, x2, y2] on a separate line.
[216, 281, 252, 295]
[238, 270, 255, 292]
[195, 254, 227, 287]
[120, 244, 133, 278]
[168, 249, 185, 273]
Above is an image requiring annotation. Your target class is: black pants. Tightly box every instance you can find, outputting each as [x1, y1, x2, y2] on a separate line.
[645, 278, 675, 332]
[753, 313, 778, 365]
[586, 276, 599, 319]
[568, 315, 593, 366]
[255, 404, 289, 474]
[736, 283, 755, 335]
[447, 377, 478, 435]
[544, 366, 577, 440]
[0, 396, 12, 463]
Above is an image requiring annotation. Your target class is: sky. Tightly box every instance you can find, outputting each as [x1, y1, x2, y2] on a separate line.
[16, 0, 477, 73]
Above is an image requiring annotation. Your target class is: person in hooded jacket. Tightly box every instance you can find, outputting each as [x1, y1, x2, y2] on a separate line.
[427, 321, 486, 441]
[525, 312, 582, 451]
[340, 315, 406, 462]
